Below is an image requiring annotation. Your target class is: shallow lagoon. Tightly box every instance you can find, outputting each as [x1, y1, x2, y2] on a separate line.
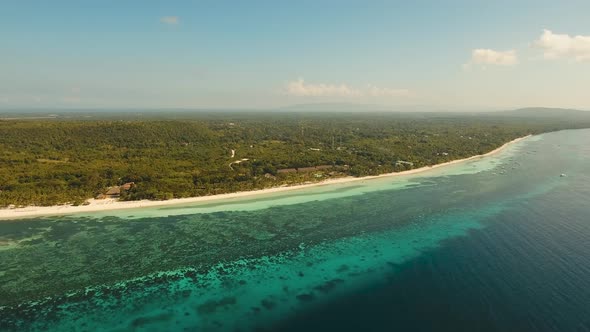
[1, 130, 589, 331]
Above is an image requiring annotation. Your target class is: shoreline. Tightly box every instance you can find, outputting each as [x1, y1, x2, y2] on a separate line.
[0, 135, 531, 220]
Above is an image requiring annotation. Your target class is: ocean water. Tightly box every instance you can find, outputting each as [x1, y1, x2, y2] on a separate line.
[1, 129, 589, 331]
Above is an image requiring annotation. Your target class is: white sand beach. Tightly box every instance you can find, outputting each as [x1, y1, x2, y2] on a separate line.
[0, 135, 531, 220]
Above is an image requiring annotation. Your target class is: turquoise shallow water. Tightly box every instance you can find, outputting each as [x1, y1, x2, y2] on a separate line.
[1, 130, 589, 331]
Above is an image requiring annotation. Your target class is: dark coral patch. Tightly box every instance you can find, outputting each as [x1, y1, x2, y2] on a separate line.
[336, 264, 349, 273]
[130, 312, 173, 328]
[296, 293, 315, 302]
[261, 299, 276, 310]
[313, 278, 345, 294]
[196, 296, 237, 314]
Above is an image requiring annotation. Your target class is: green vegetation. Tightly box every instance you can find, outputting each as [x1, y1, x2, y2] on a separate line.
[1, 110, 589, 207]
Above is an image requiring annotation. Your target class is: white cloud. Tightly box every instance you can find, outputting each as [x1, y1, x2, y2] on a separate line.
[160, 16, 179, 25]
[367, 85, 411, 97]
[466, 49, 518, 67]
[535, 29, 590, 62]
[286, 79, 410, 98]
[286, 79, 362, 97]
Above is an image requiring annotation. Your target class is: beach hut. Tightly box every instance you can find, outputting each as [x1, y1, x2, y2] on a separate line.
[264, 173, 277, 180]
[105, 187, 121, 198]
[277, 168, 297, 174]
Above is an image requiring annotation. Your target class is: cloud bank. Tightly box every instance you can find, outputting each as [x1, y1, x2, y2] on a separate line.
[160, 16, 179, 25]
[535, 29, 590, 62]
[367, 85, 411, 97]
[287, 79, 361, 97]
[286, 79, 410, 98]
[467, 49, 518, 67]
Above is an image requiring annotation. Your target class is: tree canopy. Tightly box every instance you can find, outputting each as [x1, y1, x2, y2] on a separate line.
[1, 111, 589, 207]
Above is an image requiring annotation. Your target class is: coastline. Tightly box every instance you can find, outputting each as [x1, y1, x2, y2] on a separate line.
[0, 135, 531, 220]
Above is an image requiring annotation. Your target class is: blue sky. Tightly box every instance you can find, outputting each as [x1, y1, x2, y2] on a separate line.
[1, 1, 589, 110]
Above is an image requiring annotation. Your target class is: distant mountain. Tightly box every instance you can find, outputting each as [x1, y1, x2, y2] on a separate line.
[498, 107, 590, 118]
[279, 103, 439, 112]
[279, 104, 590, 114]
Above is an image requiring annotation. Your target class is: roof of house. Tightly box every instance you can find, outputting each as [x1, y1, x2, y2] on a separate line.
[298, 165, 333, 172]
[105, 187, 121, 195]
[277, 168, 297, 173]
[278, 165, 334, 173]
[121, 182, 135, 190]
[297, 167, 317, 172]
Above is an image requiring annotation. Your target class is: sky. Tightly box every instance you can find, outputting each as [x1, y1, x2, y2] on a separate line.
[1, 0, 589, 111]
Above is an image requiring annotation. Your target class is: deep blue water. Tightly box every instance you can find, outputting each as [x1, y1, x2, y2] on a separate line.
[1, 129, 589, 331]
[276, 191, 590, 332]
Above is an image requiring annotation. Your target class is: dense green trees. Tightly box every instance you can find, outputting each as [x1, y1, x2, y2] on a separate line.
[1, 112, 589, 207]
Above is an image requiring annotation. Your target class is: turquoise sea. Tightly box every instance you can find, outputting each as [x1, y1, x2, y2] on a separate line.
[1, 129, 589, 331]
